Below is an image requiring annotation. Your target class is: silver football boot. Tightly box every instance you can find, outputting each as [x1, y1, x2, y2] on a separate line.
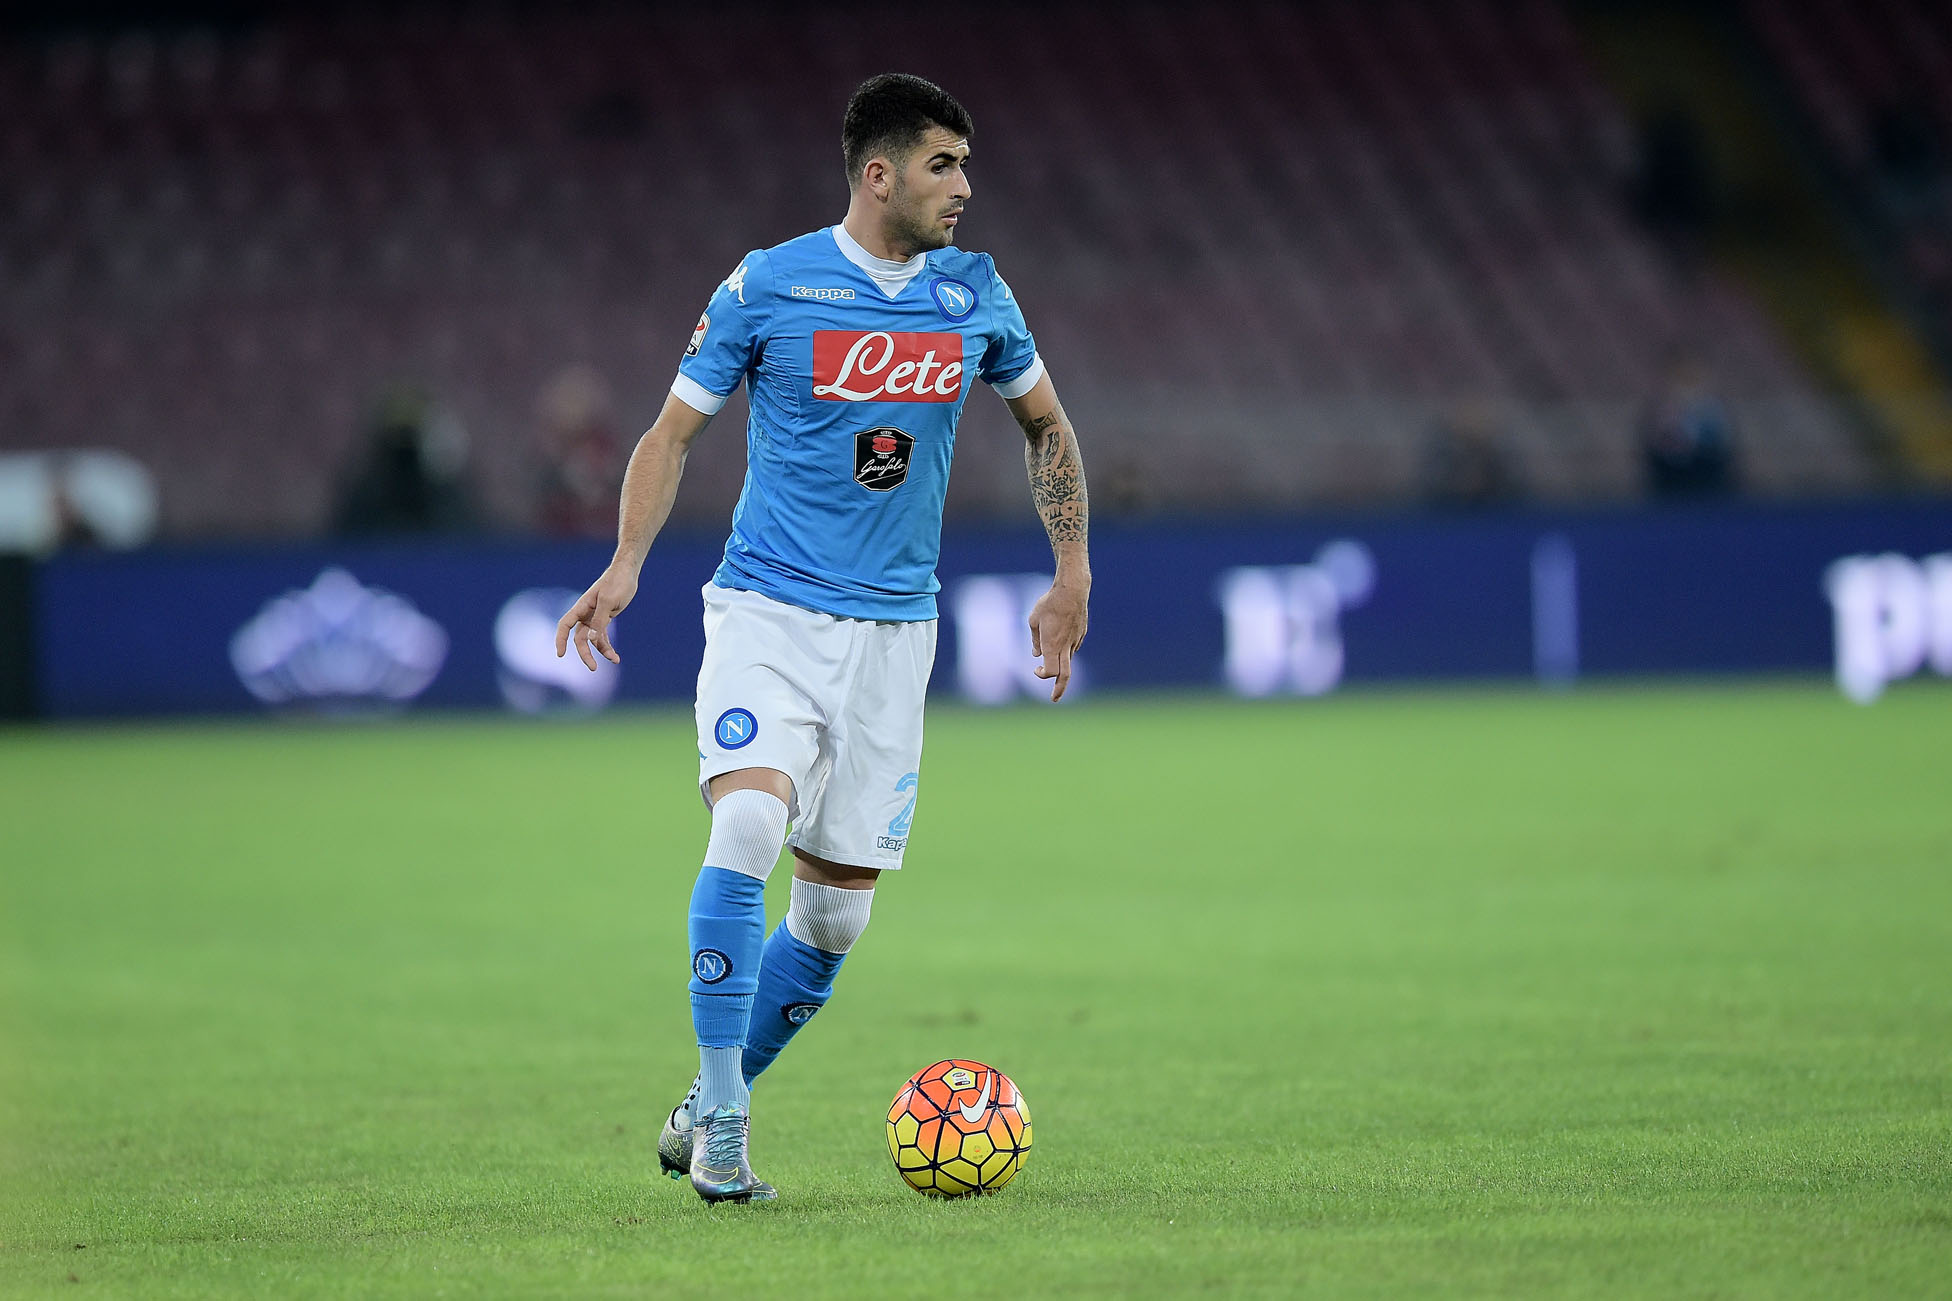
[656, 1076, 702, 1181]
[689, 1102, 776, 1204]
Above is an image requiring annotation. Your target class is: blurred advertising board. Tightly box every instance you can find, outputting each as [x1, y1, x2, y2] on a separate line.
[26, 500, 1952, 718]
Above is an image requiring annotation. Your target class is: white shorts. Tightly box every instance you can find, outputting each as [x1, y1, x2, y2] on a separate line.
[694, 583, 936, 870]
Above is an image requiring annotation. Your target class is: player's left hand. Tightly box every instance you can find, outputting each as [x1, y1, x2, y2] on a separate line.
[1028, 577, 1089, 702]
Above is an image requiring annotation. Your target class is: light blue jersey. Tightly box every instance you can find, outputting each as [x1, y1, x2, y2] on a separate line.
[673, 226, 1044, 621]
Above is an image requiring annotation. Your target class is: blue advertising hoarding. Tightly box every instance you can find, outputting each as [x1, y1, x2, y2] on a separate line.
[27, 500, 1952, 718]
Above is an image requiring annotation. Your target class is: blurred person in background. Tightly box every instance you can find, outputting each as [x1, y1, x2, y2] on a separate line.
[533, 364, 623, 538]
[1632, 104, 1715, 270]
[1419, 399, 1523, 508]
[332, 389, 481, 535]
[1639, 351, 1738, 499]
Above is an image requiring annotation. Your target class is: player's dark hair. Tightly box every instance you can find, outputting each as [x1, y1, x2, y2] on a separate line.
[843, 73, 973, 187]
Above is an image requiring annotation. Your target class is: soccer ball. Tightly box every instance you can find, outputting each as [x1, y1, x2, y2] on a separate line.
[886, 1058, 1032, 1197]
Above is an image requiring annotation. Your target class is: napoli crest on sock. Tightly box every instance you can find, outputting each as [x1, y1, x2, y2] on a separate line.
[783, 1002, 821, 1025]
[692, 948, 732, 984]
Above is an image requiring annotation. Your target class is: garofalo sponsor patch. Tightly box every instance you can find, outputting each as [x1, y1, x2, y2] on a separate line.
[854, 426, 913, 492]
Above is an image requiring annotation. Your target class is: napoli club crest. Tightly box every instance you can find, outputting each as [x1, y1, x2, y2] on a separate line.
[854, 426, 914, 492]
[930, 278, 977, 321]
[715, 707, 757, 749]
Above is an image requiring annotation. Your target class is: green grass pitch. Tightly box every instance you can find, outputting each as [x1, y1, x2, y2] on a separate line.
[2, 683, 1948, 1297]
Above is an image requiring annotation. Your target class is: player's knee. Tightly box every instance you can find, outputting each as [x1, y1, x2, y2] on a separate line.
[784, 876, 874, 954]
[704, 788, 790, 881]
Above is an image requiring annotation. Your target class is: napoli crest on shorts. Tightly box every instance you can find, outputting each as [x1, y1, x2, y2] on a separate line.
[930, 277, 977, 322]
[783, 1002, 820, 1025]
[715, 707, 757, 749]
[693, 948, 731, 984]
[854, 427, 914, 492]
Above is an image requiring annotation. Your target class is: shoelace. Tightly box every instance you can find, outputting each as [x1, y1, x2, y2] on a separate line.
[703, 1110, 749, 1171]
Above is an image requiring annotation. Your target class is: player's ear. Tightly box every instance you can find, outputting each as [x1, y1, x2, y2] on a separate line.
[863, 156, 892, 200]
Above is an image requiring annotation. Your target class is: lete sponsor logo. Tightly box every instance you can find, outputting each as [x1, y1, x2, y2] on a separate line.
[812, 330, 963, 402]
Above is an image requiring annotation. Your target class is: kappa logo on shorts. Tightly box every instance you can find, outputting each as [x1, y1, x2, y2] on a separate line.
[783, 1002, 820, 1025]
[854, 427, 914, 492]
[692, 948, 732, 984]
[714, 707, 757, 750]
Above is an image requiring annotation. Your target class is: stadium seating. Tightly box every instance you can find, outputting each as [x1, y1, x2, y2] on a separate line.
[1745, 0, 1952, 334]
[0, 2, 1872, 536]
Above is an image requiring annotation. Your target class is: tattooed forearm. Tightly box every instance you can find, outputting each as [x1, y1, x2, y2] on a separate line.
[1019, 402, 1089, 551]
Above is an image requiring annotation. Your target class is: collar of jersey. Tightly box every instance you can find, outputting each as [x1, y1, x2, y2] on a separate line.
[831, 225, 928, 300]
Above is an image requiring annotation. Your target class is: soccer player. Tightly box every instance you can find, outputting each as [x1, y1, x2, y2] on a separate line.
[556, 73, 1090, 1204]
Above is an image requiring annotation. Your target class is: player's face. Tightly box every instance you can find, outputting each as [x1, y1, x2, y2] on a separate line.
[888, 127, 971, 253]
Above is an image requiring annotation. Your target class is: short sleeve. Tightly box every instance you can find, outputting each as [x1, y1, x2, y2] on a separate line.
[673, 250, 772, 415]
[978, 260, 1044, 399]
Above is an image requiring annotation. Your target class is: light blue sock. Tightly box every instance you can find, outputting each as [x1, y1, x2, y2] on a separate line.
[698, 1045, 746, 1117]
[743, 924, 847, 1085]
[688, 866, 765, 1114]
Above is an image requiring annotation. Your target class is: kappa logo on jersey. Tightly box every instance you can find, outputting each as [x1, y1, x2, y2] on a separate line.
[930, 278, 977, 322]
[722, 261, 750, 305]
[855, 426, 914, 492]
[813, 331, 963, 403]
[685, 312, 709, 357]
[792, 285, 856, 300]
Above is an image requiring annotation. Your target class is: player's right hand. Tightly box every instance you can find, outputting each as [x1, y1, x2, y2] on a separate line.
[556, 566, 638, 670]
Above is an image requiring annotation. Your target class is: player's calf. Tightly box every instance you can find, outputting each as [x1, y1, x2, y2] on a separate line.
[688, 787, 790, 1119]
[743, 876, 874, 1082]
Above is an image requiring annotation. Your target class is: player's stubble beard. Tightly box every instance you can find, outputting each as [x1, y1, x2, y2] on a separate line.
[887, 172, 956, 256]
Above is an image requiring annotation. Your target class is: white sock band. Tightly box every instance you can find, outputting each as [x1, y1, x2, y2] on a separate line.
[703, 789, 789, 881]
[784, 877, 875, 954]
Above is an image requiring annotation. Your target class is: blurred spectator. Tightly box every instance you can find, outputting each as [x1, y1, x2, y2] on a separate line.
[533, 364, 623, 539]
[1094, 454, 1152, 516]
[332, 390, 480, 535]
[1632, 106, 1715, 265]
[1868, 92, 1948, 230]
[1640, 354, 1738, 498]
[1420, 401, 1523, 508]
